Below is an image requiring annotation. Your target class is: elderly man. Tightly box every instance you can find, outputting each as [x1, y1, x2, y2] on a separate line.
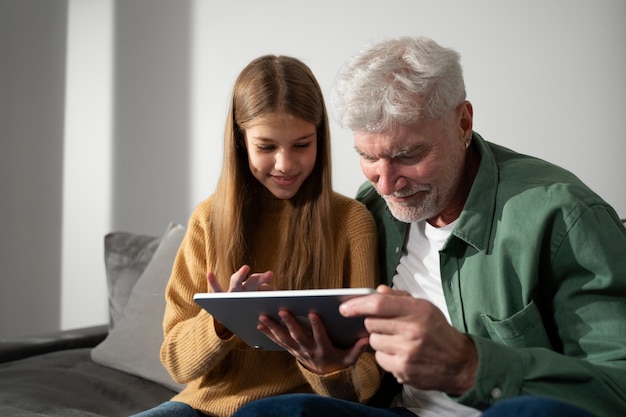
[233, 36, 626, 417]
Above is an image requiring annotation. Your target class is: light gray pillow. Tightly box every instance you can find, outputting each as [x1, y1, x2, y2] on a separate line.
[104, 231, 160, 329]
[92, 222, 186, 392]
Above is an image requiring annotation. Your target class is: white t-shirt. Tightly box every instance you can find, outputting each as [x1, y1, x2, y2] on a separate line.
[391, 220, 481, 417]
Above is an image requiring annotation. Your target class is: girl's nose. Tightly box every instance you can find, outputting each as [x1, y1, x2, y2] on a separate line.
[275, 150, 295, 173]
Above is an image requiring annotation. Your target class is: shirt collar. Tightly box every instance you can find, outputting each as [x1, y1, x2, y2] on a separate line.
[449, 132, 498, 252]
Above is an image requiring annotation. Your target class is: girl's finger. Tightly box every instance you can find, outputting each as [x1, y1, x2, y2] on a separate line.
[207, 271, 224, 292]
[242, 271, 273, 291]
[228, 265, 250, 291]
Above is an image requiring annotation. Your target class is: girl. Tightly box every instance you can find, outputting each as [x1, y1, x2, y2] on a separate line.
[134, 55, 381, 417]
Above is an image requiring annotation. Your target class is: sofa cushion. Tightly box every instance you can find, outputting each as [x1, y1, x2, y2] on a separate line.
[104, 231, 161, 329]
[0, 348, 176, 417]
[91, 222, 186, 392]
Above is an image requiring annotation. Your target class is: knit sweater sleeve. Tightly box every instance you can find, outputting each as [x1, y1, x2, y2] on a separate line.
[160, 198, 239, 383]
[299, 352, 383, 403]
[297, 194, 383, 402]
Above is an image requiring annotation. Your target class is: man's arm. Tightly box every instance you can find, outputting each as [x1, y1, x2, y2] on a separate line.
[459, 206, 626, 416]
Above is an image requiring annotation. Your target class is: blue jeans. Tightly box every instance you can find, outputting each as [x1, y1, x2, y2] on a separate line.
[130, 401, 210, 417]
[482, 396, 598, 417]
[231, 393, 598, 417]
[232, 394, 413, 417]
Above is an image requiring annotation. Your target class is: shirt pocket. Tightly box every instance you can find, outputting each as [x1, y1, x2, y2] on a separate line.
[480, 300, 553, 349]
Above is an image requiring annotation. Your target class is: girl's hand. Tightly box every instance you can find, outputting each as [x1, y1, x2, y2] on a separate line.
[207, 265, 274, 293]
[257, 310, 370, 375]
[206, 265, 274, 338]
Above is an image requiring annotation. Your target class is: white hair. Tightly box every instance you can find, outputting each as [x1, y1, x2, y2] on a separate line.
[332, 36, 466, 132]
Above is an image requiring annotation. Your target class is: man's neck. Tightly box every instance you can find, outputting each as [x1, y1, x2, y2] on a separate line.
[427, 143, 480, 228]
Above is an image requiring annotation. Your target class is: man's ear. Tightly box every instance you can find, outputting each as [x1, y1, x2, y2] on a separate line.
[458, 101, 473, 136]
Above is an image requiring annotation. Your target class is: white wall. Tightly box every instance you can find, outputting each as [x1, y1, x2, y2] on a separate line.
[61, 0, 113, 334]
[1, 0, 67, 338]
[61, 0, 193, 331]
[1, 0, 194, 337]
[111, 0, 192, 235]
[191, 0, 626, 218]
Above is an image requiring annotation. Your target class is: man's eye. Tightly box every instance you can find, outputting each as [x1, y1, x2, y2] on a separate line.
[360, 154, 378, 162]
[400, 153, 423, 163]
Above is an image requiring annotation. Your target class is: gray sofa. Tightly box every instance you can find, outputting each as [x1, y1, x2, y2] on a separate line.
[0, 223, 186, 416]
[0, 327, 176, 416]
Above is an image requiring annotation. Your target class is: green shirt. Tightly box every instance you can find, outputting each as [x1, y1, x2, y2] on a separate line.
[357, 132, 626, 417]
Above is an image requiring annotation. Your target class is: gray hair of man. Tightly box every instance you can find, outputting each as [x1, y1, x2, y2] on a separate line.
[331, 36, 467, 133]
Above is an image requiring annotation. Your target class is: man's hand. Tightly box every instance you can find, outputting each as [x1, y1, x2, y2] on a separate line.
[339, 285, 477, 395]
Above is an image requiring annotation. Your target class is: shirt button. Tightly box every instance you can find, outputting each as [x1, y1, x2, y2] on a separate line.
[395, 246, 400, 254]
[490, 387, 502, 399]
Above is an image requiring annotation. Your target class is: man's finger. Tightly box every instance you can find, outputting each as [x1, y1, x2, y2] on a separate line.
[339, 292, 413, 318]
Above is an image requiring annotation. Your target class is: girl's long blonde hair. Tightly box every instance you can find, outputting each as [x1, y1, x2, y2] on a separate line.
[211, 55, 336, 290]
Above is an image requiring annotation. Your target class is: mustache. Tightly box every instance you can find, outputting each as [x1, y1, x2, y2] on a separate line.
[379, 185, 429, 199]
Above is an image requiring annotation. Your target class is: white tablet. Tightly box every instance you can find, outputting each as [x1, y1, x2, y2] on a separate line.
[193, 288, 376, 351]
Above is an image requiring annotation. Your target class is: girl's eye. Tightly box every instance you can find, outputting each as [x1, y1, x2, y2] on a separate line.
[256, 145, 275, 152]
[294, 142, 312, 149]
